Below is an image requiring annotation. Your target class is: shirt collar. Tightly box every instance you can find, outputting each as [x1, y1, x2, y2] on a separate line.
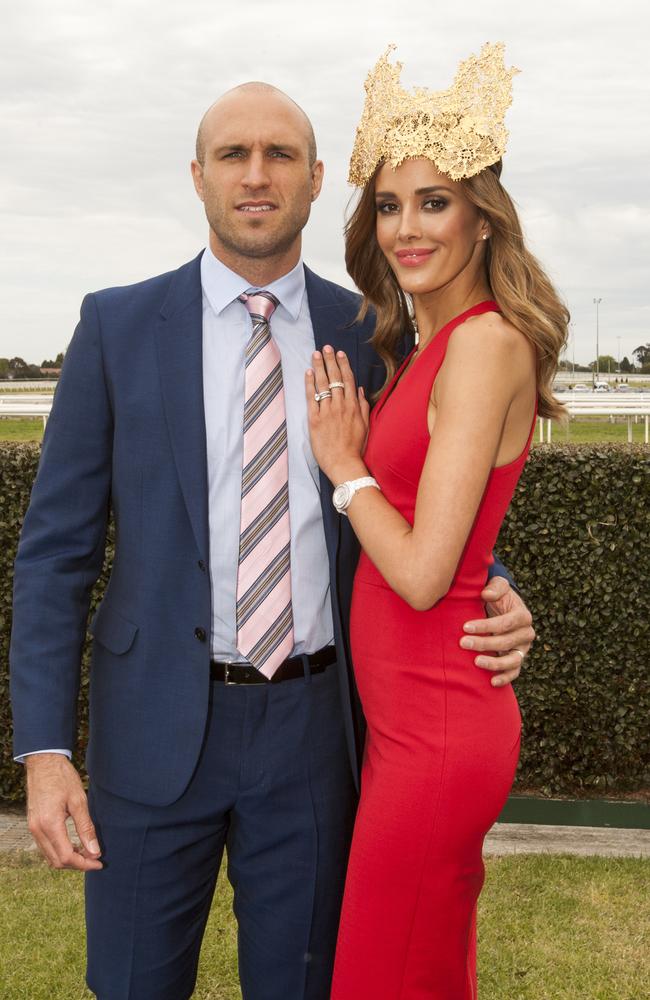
[200, 245, 305, 321]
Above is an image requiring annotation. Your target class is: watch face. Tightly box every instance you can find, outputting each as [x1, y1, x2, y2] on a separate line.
[333, 483, 351, 510]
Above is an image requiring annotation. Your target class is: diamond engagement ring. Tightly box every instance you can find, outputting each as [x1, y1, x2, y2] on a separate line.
[512, 648, 526, 661]
[314, 390, 333, 402]
[328, 381, 345, 390]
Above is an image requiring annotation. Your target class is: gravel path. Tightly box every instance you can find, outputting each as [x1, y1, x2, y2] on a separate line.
[2, 808, 648, 858]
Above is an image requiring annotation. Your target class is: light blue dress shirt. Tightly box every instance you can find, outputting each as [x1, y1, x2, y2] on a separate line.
[201, 247, 333, 661]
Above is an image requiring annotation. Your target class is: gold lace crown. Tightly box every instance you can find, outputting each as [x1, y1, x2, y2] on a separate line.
[348, 42, 519, 185]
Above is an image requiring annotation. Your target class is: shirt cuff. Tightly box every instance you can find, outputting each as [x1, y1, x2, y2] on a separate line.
[14, 749, 72, 764]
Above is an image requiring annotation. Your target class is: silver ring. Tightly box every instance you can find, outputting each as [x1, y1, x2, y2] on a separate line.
[314, 390, 332, 403]
[328, 381, 345, 390]
[512, 648, 526, 662]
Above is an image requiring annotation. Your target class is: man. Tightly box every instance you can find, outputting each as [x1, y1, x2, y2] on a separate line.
[10, 84, 535, 999]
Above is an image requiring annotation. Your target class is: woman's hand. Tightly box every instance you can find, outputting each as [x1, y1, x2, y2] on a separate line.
[306, 346, 370, 484]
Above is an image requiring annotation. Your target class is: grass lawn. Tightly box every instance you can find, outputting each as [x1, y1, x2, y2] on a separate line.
[0, 418, 46, 442]
[1, 853, 647, 999]
[531, 416, 649, 445]
[1, 416, 649, 446]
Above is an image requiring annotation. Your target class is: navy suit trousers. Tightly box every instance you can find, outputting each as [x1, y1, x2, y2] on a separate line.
[85, 659, 357, 1000]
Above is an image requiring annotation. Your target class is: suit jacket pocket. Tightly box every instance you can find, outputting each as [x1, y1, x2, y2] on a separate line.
[89, 602, 139, 655]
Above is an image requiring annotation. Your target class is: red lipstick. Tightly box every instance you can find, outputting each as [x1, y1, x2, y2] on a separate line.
[395, 248, 435, 267]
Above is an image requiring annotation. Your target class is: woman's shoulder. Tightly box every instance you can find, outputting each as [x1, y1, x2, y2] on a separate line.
[449, 309, 526, 350]
[433, 309, 535, 410]
[446, 309, 535, 374]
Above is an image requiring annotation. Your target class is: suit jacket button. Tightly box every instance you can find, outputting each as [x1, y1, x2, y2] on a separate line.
[194, 627, 207, 642]
[197, 560, 206, 572]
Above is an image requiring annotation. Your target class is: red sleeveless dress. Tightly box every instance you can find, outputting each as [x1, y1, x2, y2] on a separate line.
[331, 301, 537, 999]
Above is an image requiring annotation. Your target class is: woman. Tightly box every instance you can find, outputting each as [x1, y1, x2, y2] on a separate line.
[305, 45, 568, 998]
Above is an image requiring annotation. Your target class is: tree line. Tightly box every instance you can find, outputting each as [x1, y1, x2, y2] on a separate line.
[560, 345, 650, 374]
[0, 352, 65, 380]
[2, 343, 650, 381]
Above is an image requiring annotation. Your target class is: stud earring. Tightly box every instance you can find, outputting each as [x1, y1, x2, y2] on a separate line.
[482, 234, 489, 240]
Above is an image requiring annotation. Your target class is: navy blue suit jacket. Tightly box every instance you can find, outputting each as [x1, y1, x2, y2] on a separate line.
[10, 252, 512, 805]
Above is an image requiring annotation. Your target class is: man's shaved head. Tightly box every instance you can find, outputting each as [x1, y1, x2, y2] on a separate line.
[190, 80, 324, 283]
[195, 82, 317, 166]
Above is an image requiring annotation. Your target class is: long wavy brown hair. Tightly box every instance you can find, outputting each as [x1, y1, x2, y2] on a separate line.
[345, 161, 569, 420]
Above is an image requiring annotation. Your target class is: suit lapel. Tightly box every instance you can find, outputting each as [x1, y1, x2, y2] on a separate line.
[304, 266, 362, 562]
[155, 253, 210, 563]
[305, 266, 360, 375]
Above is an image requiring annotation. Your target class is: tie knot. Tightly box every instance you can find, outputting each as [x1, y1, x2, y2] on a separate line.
[239, 290, 279, 323]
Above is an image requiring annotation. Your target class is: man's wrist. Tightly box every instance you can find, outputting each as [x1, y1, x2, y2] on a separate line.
[19, 750, 72, 767]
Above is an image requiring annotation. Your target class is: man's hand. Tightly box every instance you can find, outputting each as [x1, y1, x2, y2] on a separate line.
[25, 754, 103, 871]
[460, 576, 535, 687]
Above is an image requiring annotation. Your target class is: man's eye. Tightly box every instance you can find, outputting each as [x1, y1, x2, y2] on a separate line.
[270, 151, 290, 159]
[223, 151, 245, 159]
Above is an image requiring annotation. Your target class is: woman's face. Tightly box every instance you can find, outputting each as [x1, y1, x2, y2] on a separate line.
[374, 158, 488, 297]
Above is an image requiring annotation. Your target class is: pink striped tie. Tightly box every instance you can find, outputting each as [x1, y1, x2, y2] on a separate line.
[236, 291, 294, 678]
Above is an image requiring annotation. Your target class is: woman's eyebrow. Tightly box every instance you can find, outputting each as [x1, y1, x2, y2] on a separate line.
[375, 185, 454, 198]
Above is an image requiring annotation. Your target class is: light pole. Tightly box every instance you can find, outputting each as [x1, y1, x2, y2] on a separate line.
[571, 333, 576, 382]
[593, 297, 602, 385]
[566, 321, 575, 380]
[617, 335, 622, 374]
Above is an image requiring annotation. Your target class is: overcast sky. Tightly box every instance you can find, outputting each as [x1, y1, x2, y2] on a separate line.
[2, 0, 649, 366]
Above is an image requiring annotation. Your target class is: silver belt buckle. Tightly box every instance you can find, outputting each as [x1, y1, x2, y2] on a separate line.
[224, 660, 237, 686]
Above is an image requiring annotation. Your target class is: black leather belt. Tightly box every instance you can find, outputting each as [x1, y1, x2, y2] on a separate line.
[210, 645, 336, 685]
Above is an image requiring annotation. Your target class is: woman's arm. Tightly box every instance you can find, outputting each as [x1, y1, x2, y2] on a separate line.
[307, 315, 529, 611]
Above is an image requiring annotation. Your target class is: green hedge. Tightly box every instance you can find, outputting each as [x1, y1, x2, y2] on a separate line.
[496, 444, 648, 796]
[1, 442, 648, 803]
[0, 444, 110, 803]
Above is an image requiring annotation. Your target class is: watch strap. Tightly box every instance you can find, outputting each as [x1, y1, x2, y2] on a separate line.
[333, 476, 380, 515]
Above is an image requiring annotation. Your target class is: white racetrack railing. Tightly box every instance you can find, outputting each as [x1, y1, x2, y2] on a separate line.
[2, 394, 650, 442]
[539, 397, 650, 443]
[0, 400, 53, 428]
[0, 380, 59, 390]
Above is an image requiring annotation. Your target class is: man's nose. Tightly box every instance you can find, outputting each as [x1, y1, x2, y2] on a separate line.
[241, 152, 271, 189]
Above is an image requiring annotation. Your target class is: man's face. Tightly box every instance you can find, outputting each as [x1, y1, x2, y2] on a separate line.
[192, 90, 323, 267]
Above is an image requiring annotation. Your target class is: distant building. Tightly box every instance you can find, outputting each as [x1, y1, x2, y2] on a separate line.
[39, 367, 61, 377]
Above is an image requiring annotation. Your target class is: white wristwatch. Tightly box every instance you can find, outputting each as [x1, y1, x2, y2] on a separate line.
[332, 477, 380, 516]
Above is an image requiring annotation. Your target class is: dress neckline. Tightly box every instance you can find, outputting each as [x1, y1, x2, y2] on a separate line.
[375, 299, 500, 419]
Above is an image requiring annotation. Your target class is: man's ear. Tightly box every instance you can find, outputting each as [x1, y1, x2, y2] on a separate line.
[311, 160, 325, 202]
[191, 160, 205, 202]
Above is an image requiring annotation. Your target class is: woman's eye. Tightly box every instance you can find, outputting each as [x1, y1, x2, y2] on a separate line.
[424, 198, 446, 211]
[376, 202, 398, 214]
